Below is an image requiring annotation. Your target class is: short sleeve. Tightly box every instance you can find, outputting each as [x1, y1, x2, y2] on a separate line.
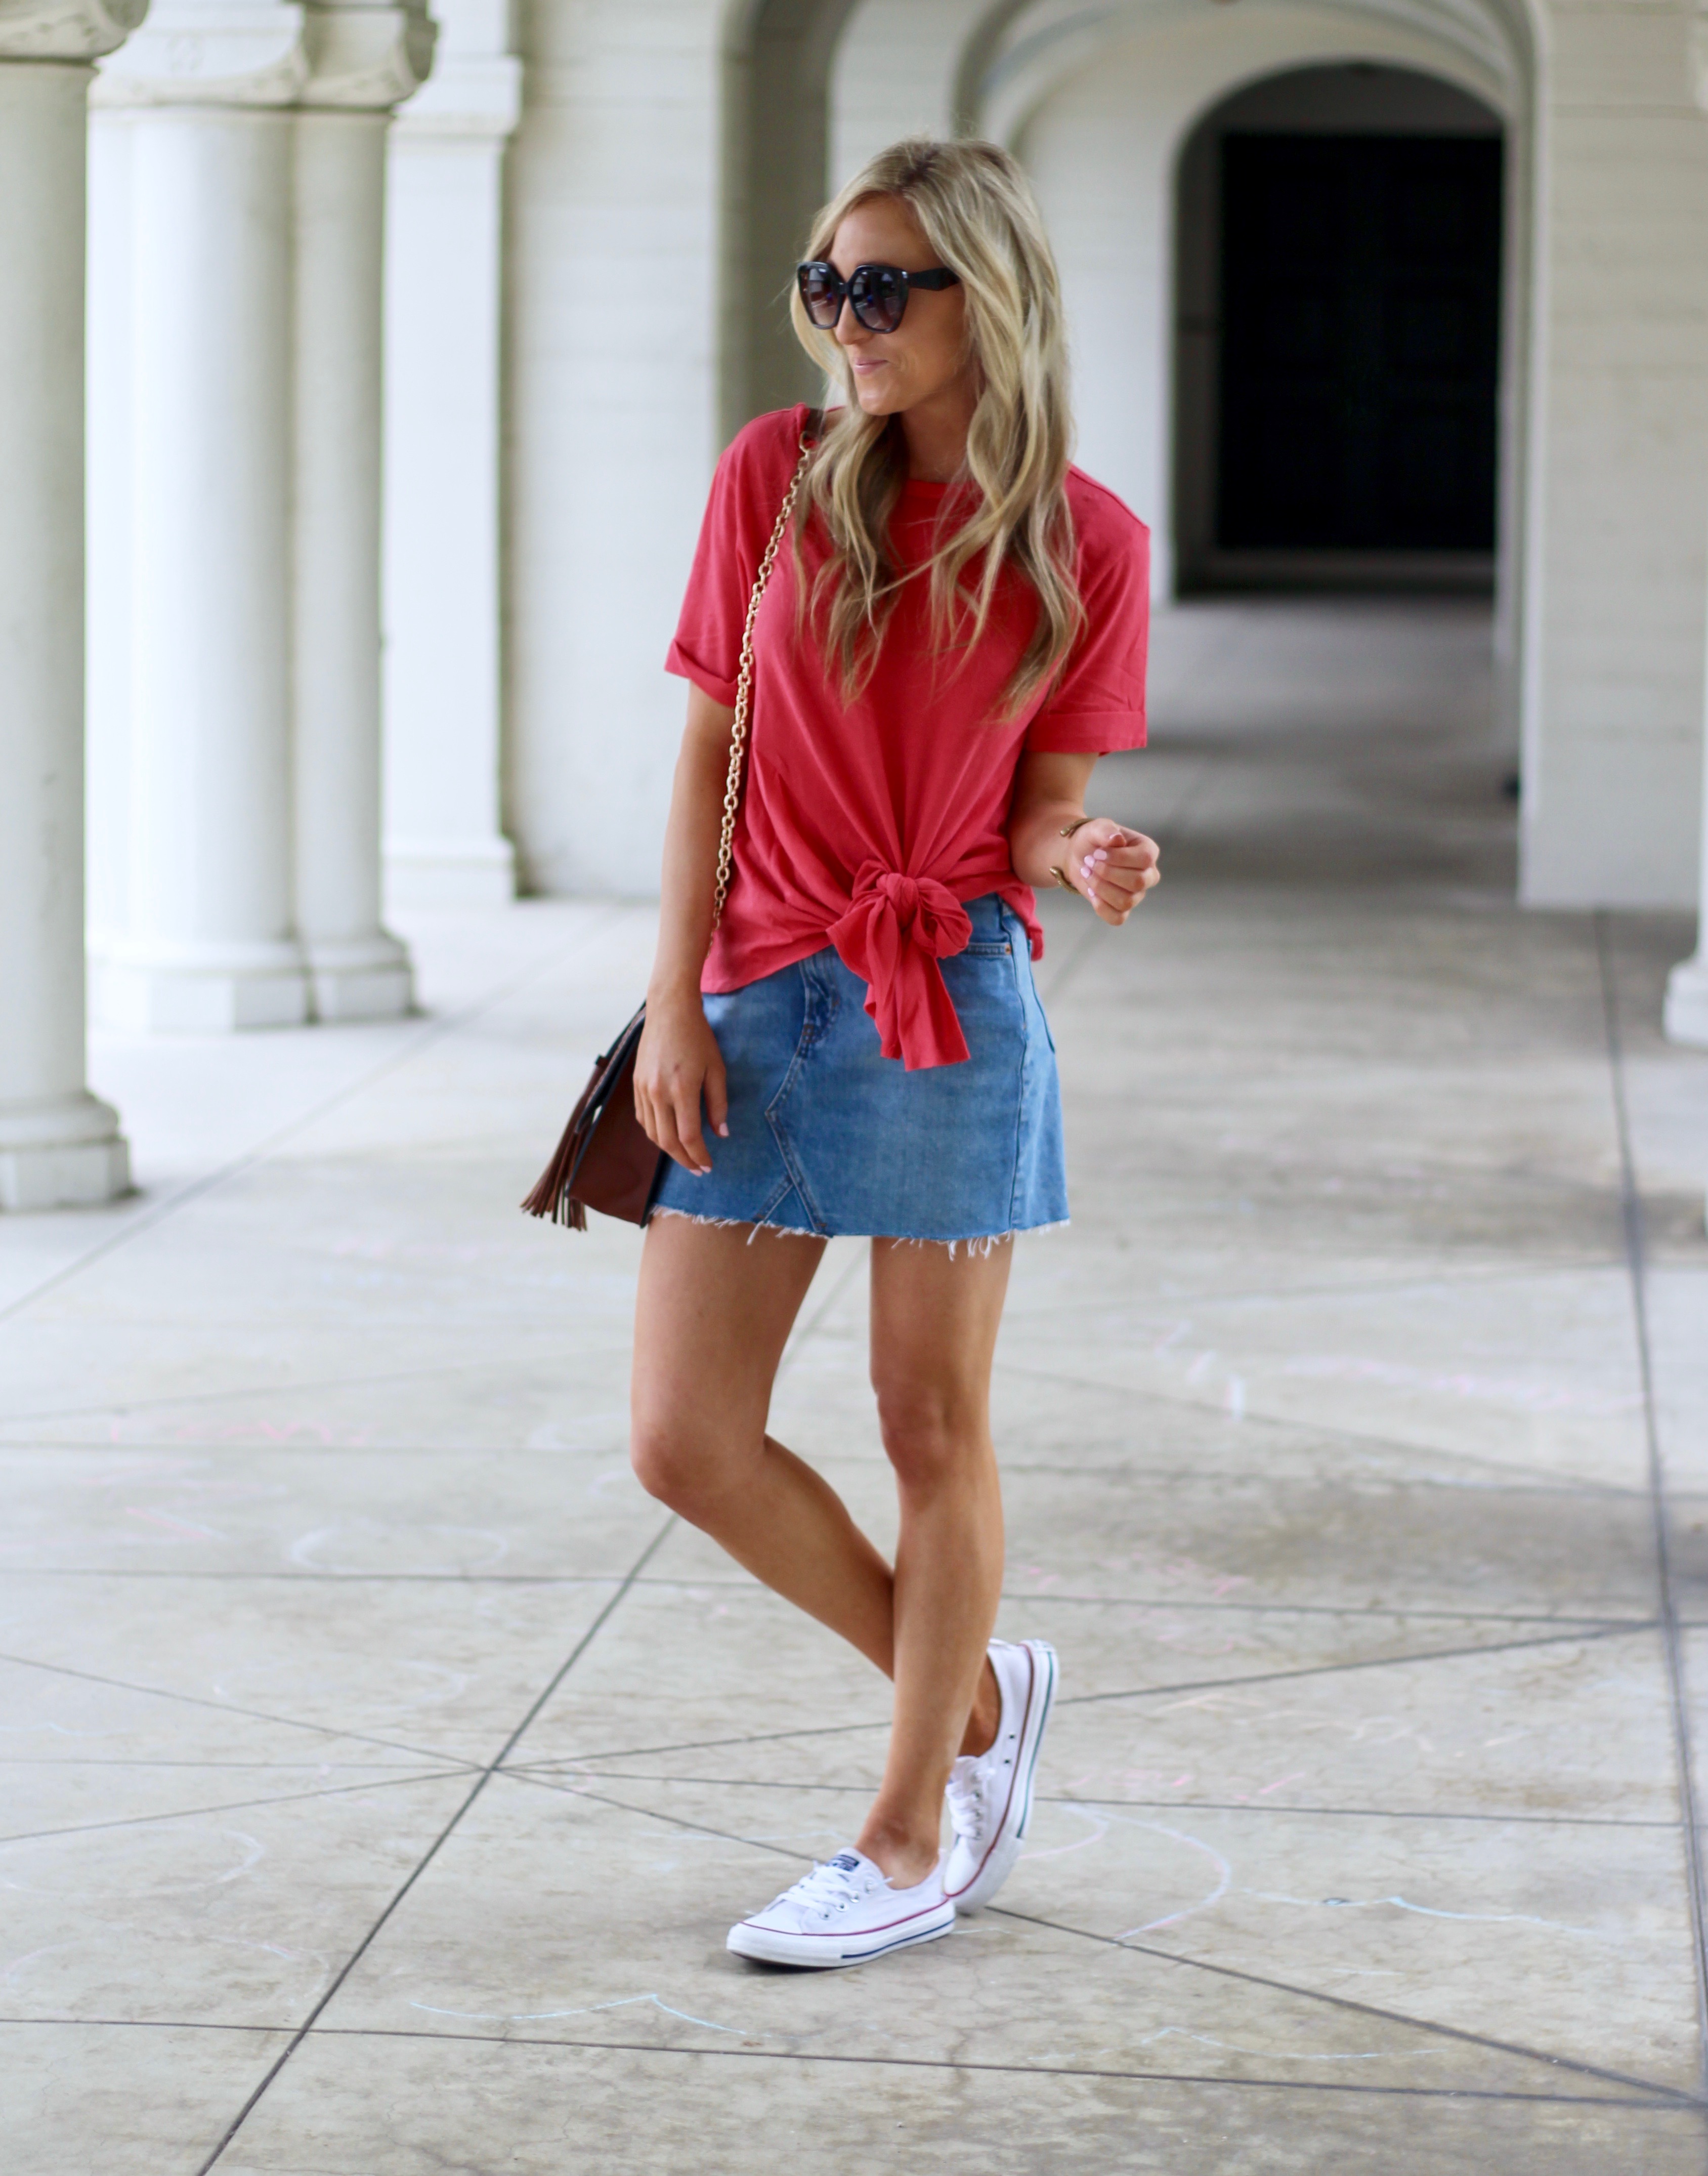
[666, 408, 805, 708]
[1023, 487, 1150, 754]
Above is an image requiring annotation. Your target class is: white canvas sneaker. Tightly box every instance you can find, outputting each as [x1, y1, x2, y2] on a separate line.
[726, 1849, 955, 1969]
[943, 1637, 1058, 1912]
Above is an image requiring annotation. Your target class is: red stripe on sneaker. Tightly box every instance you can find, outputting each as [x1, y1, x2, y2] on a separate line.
[957, 1646, 1038, 1892]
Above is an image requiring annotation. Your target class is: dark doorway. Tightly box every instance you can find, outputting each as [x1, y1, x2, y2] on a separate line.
[1216, 133, 1502, 553]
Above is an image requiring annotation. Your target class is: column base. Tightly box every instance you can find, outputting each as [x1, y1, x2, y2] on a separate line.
[1664, 951, 1708, 1048]
[93, 940, 311, 1033]
[305, 932, 414, 1022]
[384, 838, 517, 911]
[0, 1094, 132, 1212]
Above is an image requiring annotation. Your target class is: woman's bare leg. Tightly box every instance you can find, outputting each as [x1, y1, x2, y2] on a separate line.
[630, 1214, 1006, 1885]
[630, 1216, 896, 1664]
[853, 1238, 1012, 1887]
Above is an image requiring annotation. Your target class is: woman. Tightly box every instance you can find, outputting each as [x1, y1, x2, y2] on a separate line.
[629, 138, 1159, 1970]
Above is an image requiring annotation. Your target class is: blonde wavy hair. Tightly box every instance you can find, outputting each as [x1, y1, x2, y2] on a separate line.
[789, 138, 1083, 717]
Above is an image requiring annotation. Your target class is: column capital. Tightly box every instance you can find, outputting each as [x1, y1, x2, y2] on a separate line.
[0, 0, 147, 62]
[301, 0, 433, 111]
[93, 0, 432, 111]
[392, 52, 519, 140]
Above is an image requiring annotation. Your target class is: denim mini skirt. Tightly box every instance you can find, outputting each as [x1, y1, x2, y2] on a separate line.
[650, 894, 1068, 1245]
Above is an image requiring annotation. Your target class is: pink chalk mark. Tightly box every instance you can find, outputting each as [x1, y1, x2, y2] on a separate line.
[124, 1507, 224, 1540]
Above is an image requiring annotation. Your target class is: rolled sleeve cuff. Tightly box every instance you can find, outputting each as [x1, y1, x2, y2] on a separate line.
[1023, 709, 1147, 755]
[665, 641, 739, 709]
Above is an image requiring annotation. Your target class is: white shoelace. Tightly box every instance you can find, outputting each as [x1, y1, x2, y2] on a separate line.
[771, 1854, 877, 1919]
[946, 1758, 991, 1845]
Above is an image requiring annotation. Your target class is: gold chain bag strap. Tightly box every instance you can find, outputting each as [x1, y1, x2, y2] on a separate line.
[522, 422, 818, 1230]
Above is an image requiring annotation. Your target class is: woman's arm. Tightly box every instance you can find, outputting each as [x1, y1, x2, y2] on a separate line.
[1007, 750, 1160, 927]
[633, 684, 738, 1175]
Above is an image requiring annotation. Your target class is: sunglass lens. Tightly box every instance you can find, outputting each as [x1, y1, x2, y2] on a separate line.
[852, 266, 905, 332]
[800, 265, 841, 327]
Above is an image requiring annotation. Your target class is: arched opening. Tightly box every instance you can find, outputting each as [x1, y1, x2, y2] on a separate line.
[1173, 63, 1506, 592]
[723, 0, 862, 441]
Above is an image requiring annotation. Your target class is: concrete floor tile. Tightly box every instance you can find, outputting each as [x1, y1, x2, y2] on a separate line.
[994, 1462, 1653, 1618]
[507, 1601, 1672, 1824]
[0, 1774, 473, 2025]
[1038, 1628, 1678, 1823]
[310, 1774, 1632, 2101]
[0, 1443, 662, 1579]
[4, 2022, 292, 2176]
[0, 1572, 627, 1765]
[992, 1268, 1650, 1491]
[214, 2032, 1708, 2176]
[501, 1580, 890, 1770]
[0, 1321, 631, 1435]
[1, 1759, 466, 1846]
[985, 1360, 1634, 1488]
[986, 1595, 1625, 1700]
[0, 1652, 462, 1772]
[0, 1356, 636, 1455]
[1005, 1796, 1697, 2086]
[643, 1448, 1657, 1619]
[1648, 1268, 1708, 1496]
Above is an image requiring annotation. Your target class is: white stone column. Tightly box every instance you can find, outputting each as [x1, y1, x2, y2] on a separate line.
[90, 0, 432, 1028]
[291, 0, 433, 1014]
[0, 0, 138, 1209]
[1663, 756, 1708, 1044]
[293, 109, 413, 1015]
[380, 0, 520, 911]
[1662, 65, 1708, 1048]
[92, 11, 310, 1031]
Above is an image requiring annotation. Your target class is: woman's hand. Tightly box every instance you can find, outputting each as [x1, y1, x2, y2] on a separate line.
[634, 987, 729, 1176]
[1062, 818, 1160, 926]
[1006, 751, 1161, 928]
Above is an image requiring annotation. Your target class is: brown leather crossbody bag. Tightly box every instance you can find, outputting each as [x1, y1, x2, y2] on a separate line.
[521, 424, 817, 1231]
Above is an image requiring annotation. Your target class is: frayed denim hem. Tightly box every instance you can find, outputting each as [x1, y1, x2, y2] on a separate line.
[646, 1203, 1070, 1257]
[881, 1220, 1070, 1260]
[645, 1203, 819, 1245]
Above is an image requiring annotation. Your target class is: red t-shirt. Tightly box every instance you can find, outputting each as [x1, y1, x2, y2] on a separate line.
[666, 404, 1149, 1069]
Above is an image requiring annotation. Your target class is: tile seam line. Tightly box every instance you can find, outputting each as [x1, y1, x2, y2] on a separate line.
[0, 1353, 606, 1428]
[989, 1355, 1642, 1483]
[0, 1456, 1656, 1507]
[0, 1644, 509, 1769]
[8, 1568, 1648, 1622]
[294, 2027, 1694, 2106]
[492, 1771, 1700, 2107]
[1056, 1617, 1649, 1706]
[0, 1768, 474, 1849]
[498, 1617, 1648, 1770]
[1595, 910, 1708, 2100]
[0, 2017, 1681, 2106]
[0, 901, 628, 1328]
[192, 1512, 676, 2176]
[995, 1904, 1704, 2106]
[1009, 1250, 1640, 1313]
[518, 1771, 1683, 1827]
[616, 1580, 1648, 1621]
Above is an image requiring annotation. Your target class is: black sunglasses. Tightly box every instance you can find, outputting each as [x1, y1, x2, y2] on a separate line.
[796, 260, 961, 334]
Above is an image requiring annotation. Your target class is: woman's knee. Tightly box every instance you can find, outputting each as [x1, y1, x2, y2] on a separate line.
[629, 1417, 734, 1513]
[873, 1380, 988, 1493]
